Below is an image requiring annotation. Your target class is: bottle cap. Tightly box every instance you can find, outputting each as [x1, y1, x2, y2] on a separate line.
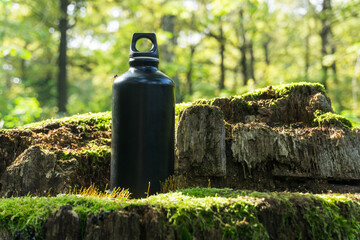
[129, 33, 159, 59]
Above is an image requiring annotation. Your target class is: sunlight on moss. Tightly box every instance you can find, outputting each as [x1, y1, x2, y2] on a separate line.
[1, 188, 360, 239]
[240, 82, 326, 100]
[313, 110, 352, 129]
[19, 112, 112, 130]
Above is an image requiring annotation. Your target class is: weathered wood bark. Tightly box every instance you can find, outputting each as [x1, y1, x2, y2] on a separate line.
[57, 0, 69, 113]
[176, 105, 226, 177]
[181, 84, 360, 192]
[43, 206, 81, 240]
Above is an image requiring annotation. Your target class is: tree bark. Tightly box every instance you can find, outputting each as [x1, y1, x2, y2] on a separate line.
[57, 0, 69, 114]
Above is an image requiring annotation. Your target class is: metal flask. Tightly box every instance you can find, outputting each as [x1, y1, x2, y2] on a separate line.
[111, 33, 175, 198]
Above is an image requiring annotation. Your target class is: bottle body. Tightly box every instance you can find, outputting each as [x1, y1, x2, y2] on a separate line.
[111, 65, 175, 198]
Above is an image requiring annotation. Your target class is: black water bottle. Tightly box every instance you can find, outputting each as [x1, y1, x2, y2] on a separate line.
[111, 33, 175, 198]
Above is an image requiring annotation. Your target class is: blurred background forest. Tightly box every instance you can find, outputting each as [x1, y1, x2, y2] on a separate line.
[1, 0, 360, 128]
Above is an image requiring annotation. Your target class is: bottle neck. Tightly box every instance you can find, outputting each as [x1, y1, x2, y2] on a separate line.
[129, 57, 159, 68]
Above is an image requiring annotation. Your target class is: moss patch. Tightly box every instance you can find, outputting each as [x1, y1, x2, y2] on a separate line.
[0, 195, 122, 239]
[142, 191, 268, 239]
[19, 112, 112, 131]
[1, 189, 360, 239]
[240, 82, 326, 101]
[313, 110, 352, 129]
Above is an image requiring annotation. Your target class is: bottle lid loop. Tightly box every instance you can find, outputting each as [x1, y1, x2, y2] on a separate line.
[129, 33, 159, 59]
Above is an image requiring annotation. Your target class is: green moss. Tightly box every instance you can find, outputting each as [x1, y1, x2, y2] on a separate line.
[241, 82, 326, 101]
[313, 110, 352, 129]
[0, 195, 122, 238]
[192, 99, 209, 105]
[224, 121, 233, 139]
[178, 187, 269, 198]
[1, 189, 360, 239]
[17, 103, 191, 132]
[19, 112, 112, 131]
[60, 145, 110, 162]
[141, 191, 269, 239]
[306, 194, 360, 239]
[88, 138, 111, 146]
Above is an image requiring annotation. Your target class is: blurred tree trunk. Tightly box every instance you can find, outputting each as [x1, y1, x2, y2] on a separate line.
[161, 14, 183, 102]
[320, 0, 335, 90]
[186, 44, 198, 95]
[207, 23, 226, 91]
[320, 0, 342, 109]
[238, 9, 248, 86]
[305, 0, 312, 81]
[57, 0, 69, 114]
[249, 39, 255, 82]
[219, 24, 225, 90]
[161, 15, 176, 62]
[263, 34, 270, 66]
[21, 43, 28, 81]
[305, 23, 310, 81]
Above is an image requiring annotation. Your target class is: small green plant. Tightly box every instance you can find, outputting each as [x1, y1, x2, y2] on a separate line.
[313, 110, 352, 129]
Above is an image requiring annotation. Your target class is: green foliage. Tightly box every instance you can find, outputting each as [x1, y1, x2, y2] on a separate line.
[175, 102, 192, 116]
[340, 110, 360, 128]
[313, 110, 353, 129]
[1, 0, 360, 127]
[175, 102, 192, 127]
[0, 97, 42, 129]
